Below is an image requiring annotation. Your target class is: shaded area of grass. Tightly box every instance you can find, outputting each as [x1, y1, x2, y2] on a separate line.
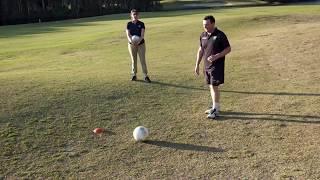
[222, 90, 320, 96]
[144, 140, 225, 152]
[220, 111, 320, 124]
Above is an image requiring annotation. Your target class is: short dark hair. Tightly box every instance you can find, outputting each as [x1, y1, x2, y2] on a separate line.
[203, 15, 215, 23]
[131, 9, 138, 14]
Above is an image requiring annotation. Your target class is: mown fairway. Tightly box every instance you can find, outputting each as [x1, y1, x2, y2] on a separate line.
[1, 5, 320, 179]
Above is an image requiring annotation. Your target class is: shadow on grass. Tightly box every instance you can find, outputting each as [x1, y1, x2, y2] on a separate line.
[138, 80, 320, 97]
[0, 21, 100, 38]
[104, 129, 116, 135]
[135, 80, 207, 91]
[144, 140, 224, 152]
[222, 90, 320, 97]
[219, 111, 320, 124]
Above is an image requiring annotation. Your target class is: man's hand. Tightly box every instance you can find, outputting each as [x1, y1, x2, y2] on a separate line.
[132, 40, 139, 46]
[194, 65, 200, 76]
[207, 54, 220, 62]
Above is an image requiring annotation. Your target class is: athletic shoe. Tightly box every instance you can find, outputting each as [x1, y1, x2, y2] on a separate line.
[207, 112, 217, 119]
[205, 108, 219, 117]
[131, 75, 137, 81]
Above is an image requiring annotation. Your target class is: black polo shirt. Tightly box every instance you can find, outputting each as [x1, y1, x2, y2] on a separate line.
[200, 28, 230, 70]
[127, 20, 145, 45]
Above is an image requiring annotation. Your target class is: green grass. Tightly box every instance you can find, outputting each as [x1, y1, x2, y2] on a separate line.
[160, 0, 267, 10]
[1, 5, 320, 178]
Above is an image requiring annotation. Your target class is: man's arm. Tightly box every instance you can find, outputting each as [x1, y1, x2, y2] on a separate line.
[195, 46, 204, 75]
[207, 46, 231, 62]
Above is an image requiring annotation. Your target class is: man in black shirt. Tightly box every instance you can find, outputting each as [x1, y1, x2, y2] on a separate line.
[126, 9, 151, 83]
[195, 15, 231, 119]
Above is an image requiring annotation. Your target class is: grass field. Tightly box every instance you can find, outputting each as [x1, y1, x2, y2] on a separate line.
[1, 5, 320, 179]
[160, 0, 267, 10]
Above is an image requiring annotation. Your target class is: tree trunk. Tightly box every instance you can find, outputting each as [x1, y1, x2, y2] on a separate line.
[26, 0, 30, 17]
[42, 0, 45, 10]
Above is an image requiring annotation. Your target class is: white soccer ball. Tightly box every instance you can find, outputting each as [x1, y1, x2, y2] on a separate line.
[133, 126, 149, 142]
[131, 35, 140, 44]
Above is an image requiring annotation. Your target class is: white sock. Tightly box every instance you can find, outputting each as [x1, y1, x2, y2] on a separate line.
[214, 103, 220, 112]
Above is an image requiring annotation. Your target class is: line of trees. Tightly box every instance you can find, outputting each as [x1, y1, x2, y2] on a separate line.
[0, 0, 161, 25]
[263, 0, 319, 3]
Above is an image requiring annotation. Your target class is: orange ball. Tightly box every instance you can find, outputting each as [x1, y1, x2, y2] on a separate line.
[93, 128, 104, 134]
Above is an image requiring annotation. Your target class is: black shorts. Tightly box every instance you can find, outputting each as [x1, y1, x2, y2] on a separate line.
[205, 66, 224, 86]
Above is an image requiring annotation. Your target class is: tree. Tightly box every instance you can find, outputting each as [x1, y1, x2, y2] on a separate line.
[0, 0, 162, 25]
[0, 0, 9, 25]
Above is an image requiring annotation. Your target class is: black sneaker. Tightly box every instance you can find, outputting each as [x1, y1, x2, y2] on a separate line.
[144, 76, 151, 83]
[131, 75, 137, 81]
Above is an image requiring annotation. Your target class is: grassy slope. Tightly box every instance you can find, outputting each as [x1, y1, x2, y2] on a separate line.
[160, 0, 267, 10]
[1, 5, 320, 179]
